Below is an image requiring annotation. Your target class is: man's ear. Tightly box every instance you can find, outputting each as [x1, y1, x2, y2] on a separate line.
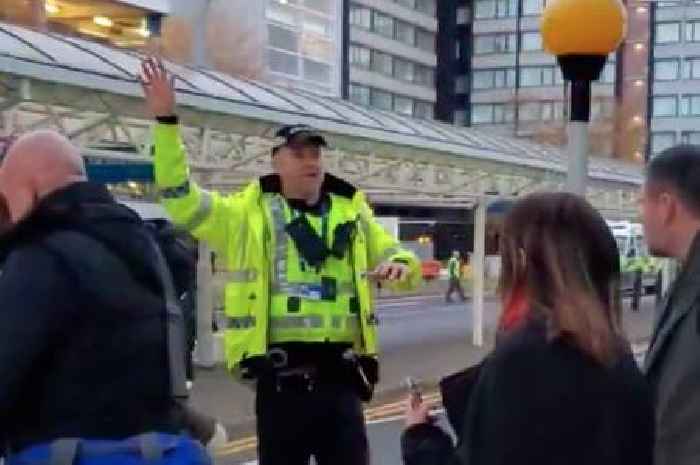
[659, 192, 677, 228]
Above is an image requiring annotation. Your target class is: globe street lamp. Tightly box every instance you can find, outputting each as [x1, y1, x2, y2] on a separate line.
[541, 0, 627, 195]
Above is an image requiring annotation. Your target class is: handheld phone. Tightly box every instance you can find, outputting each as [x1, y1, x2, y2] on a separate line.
[405, 376, 422, 405]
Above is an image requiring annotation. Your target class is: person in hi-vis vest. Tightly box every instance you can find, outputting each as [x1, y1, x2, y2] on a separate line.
[139, 58, 421, 465]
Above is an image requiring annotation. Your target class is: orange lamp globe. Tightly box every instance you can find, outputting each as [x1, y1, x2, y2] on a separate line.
[541, 0, 627, 56]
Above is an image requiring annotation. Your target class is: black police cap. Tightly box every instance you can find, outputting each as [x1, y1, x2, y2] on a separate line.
[272, 124, 327, 156]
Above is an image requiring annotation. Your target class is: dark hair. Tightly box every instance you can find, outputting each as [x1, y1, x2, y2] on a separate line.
[500, 192, 623, 365]
[647, 144, 700, 217]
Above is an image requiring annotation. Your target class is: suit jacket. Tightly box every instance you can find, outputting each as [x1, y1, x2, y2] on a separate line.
[644, 232, 700, 465]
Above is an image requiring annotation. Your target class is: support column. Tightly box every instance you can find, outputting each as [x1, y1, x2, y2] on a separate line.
[566, 121, 590, 195]
[566, 79, 592, 196]
[195, 242, 215, 368]
[472, 201, 487, 347]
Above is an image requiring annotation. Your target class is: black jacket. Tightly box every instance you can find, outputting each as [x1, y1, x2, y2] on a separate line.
[0, 183, 185, 452]
[402, 319, 654, 465]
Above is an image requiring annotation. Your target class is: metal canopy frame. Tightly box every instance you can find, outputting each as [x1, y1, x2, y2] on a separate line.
[0, 21, 643, 217]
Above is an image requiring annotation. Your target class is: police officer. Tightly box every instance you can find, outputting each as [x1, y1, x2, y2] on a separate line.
[140, 58, 421, 465]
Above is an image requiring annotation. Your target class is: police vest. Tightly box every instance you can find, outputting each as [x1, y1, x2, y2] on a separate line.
[266, 193, 361, 346]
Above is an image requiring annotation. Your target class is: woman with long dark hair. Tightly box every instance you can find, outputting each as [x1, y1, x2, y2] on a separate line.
[401, 193, 654, 465]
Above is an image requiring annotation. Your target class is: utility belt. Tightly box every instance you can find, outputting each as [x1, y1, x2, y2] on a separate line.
[256, 345, 377, 401]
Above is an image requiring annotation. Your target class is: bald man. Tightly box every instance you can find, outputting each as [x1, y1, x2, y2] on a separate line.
[0, 130, 211, 465]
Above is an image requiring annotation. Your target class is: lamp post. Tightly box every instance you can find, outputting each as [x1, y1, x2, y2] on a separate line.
[541, 0, 627, 195]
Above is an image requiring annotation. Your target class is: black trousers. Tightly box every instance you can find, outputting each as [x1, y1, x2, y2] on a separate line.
[256, 379, 369, 465]
[446, 277, 466, 302]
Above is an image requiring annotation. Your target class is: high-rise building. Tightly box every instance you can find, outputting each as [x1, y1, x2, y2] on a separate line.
[346, 0, 438, 120]
[648, 1, 700, 158]
[263, 0, 344, 95]
[467, 0, 619, 154]
[435, 0, 472, 125]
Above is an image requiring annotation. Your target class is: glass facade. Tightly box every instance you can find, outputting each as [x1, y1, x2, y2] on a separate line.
[15, 0, 157, 48]
[349, 83, 434, 120]
[650, 7, 700, 156]
[266, 0, 340, 96]
[348, 1, 437, 120]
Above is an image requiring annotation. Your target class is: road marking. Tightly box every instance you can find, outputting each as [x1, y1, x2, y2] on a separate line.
[215, 391, 443, 457]
[229, 409, 449, 464]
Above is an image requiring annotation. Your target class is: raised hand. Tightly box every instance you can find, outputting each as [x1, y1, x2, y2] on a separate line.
[139, 56, 176, 118]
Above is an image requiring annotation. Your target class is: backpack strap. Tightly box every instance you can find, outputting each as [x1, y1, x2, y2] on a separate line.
[145, 232, 189, 400]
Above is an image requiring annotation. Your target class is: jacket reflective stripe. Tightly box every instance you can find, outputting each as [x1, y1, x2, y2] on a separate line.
[267, 195, 289, 292]
[183, 191, 213, 231]
[270, 315, 324, 330]
[228, 316, 257, 329]
[268, 314, 360, 330]
[160, 180, 191, 199]
[275, 281, 356, 297]
[332, 315, 360, 330]
[226, 269, 258, 283]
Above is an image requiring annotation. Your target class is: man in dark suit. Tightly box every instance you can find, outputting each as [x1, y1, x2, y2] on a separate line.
[641, 145, 700, 465]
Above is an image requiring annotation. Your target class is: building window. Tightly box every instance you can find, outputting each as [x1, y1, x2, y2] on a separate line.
[475, 0, 497, 18]
[687, 21, 700, 42]
[456, 6, 471, 24]
[655, 59, 679, 81]
[651, 132, 676, 154]
[680, 94, 700, 116]
[591, 99, 614, 120]
[396, 0, 417, 8]
[414, 101, 434, 119]
[372, 11, 395, 38]
[655, 22, 681, 44]
[349, 44, 370, 69]
[349, 83, 370, 106]
[455, 75, 470, 93]
[370, 88, 393, 111]
[475, 0, 517, 18]
[268, 49, 299, 76]
[454, 110, 469, 126]
[523, 0, 544, 16]
[268, 24, 299, 53]
[415, 0, 437, 16]
[600, 62, 616, 83]
[415, 64, 435, 87]
[371, 50, 393, 76]
[474, 33, 517, 55]
[396, 20, 416, 45]
[682, 131, 700, 144]
[393, 58, 415, 82]
[683, 57, 700, 80]
[472, 68, 516, 89]
[394, 95, 414, 116]
[472, 103, 513, 124]
[517, 101, 564, 122]
[653, 95, 678, 117]
[303, 58, 330, 83]
[519, 102, 542, 122]
[350, 4, 371, 29]
[519, 66, 557, 87]
[521, 31, 543, 51]
[416, 28, 436, 52]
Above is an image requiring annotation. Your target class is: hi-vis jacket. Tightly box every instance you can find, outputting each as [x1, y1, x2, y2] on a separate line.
[152, 123, 421, 374]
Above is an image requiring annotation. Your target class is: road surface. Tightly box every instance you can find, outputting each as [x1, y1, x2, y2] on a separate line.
[201, 295, 655, 465]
